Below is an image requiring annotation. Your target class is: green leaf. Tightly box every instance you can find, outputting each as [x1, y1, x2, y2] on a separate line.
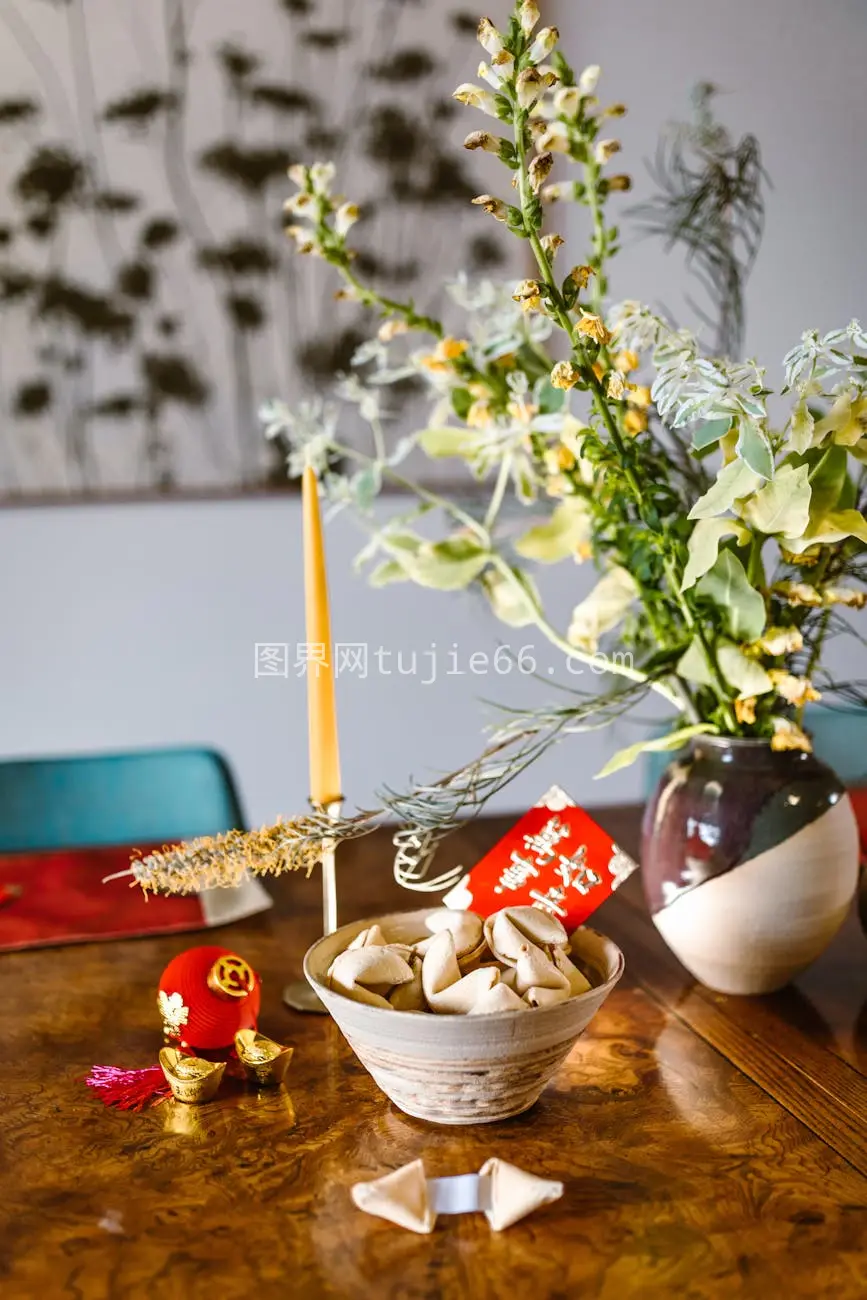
[535, 377, 566, 415]
[595, 724, 718, 779]
[567, 566, 638, 652]
[481, 567, 540, 627]
[783, 508, 867, 554]
[682, 518, 749, 590]
[513, 459, 536, 504]
[689, 458, 761, 520]
[368, 560, 410, 587]
[736, 417, 774, 479]
[803, 445, 848, 517]
[350, 465, 382, 511]
[692, 417, 731, 451]
[418, 427, 475, 459]
[678, 639, 773, 698]
[383, 530, 422, 554]
[742, 464, 811, 539]
[787, 403, 814, 454]
[451, 388, 472, 420]
[408, 535, 491, 590]
[696, 550, 766, 641]
[514, 498, 591, 564]
[839, 472, 857, 510]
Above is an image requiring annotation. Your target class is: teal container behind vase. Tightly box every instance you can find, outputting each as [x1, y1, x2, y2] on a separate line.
[642, 705, 867, 796]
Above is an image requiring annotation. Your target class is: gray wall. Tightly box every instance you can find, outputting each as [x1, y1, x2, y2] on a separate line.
[574, 0, 867, 362]
[2, 0, 865, 825]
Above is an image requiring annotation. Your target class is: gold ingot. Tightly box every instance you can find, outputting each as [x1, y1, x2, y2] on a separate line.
[234, 1029, 294, 1087]
[159, 1047, 226, 1104]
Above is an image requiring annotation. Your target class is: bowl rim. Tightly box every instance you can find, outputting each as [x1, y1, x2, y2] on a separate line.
[302, 907, 625, 1025]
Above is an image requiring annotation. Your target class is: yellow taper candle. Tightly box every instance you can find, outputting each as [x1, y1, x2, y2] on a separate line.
[301, 464, 342, 807]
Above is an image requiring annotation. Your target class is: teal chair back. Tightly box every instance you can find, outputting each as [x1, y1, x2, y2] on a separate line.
[643, 705, 867, 794]
[0, 748, 245, 854]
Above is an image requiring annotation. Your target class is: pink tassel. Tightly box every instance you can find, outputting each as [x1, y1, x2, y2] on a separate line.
[85, 1064, 170, 1111]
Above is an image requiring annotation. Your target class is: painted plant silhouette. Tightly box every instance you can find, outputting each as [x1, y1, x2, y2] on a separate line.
[0, 0, 503, 498]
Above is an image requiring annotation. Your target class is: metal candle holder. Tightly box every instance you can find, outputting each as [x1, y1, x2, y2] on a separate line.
[283, 799, 341, 1014]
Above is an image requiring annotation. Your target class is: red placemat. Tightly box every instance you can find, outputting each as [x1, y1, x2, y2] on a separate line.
[0, 844, 270, 951]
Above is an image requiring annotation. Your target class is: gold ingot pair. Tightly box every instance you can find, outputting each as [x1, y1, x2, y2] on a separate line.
[159, 1031, 293, 1104]
[234, 1029, 294, 1087]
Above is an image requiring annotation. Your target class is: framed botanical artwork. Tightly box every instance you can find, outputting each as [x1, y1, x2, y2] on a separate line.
[0, 0, 508, 502]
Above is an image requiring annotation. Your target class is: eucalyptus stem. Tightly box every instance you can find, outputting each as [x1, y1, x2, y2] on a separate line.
[485, 454, 512, 531]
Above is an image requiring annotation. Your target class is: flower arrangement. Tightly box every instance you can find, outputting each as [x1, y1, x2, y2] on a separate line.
[257, 0, 866, 856]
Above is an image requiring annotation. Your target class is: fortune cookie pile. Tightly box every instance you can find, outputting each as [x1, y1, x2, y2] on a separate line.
[326, 906, 593, 1015]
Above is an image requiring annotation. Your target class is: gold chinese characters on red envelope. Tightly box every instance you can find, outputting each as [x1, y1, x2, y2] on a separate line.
[443, 786, 637, 929]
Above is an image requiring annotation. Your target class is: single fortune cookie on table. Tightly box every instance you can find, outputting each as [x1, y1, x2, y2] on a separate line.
[158, 1047, 226, 1104]
[234, 1029, 294, 1087]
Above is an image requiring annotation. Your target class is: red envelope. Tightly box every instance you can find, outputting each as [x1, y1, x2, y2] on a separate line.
[443, 786, 636, 929]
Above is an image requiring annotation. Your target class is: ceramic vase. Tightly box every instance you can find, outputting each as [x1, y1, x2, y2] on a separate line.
[642, 736, 859, 995]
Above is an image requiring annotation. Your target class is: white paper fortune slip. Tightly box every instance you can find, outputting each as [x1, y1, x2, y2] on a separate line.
[428, 1173, 492, 1216]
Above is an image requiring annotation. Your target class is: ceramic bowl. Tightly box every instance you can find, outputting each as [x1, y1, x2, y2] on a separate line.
[303, 909, 625, 1125]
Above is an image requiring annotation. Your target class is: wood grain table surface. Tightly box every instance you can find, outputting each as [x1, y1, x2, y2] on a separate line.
[2, 805, 867, 1300]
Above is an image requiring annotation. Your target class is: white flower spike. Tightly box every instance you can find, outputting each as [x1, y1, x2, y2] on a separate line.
[464, 130, 504, 155]
[516, 68, 543, 110]
[477, 16, 504, 56]
[528, 151, 554, 194]
[578, 64, 601, 95]
[520, 1, 540, 36]
[335, 202, 359, 237]
[453, 83, 499, 118]
[595, 139, 621, 164]
[529, 26, 559, 64]
[554, 86, 581, 117]
[471, 193, 509, 222]
[309, 161, 335, 195]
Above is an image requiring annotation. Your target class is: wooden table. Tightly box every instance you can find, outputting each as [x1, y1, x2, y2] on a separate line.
[3, 807, 867, 1299]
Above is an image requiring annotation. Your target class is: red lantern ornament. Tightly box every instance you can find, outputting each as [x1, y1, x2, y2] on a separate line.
[157, 945, 260, 1051]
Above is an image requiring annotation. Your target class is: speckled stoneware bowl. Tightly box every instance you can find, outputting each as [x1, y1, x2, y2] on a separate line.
[303, 909, 625, 1125]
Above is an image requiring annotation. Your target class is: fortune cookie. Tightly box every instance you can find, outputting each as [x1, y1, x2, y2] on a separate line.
[347, 924, 388, 950]
[513, 943, 571, 1004]
[328, 946, 414, 1009]
[479, 1158, 564, 1231]
[351, 1158, 434, 1235]
[552, 945, 592, 996]
[484, 906, 569, 967]
[468, 982, 528, 1015]
[421, 931, 499, 1014]
[421, 909, 485, 964]
[388, 953, 425, 1011]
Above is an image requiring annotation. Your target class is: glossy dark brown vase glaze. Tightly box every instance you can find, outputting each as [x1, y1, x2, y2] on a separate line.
[641, 736, 859, 994]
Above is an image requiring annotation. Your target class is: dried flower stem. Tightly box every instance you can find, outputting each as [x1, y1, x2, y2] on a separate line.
[122, 811, 378, 895]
